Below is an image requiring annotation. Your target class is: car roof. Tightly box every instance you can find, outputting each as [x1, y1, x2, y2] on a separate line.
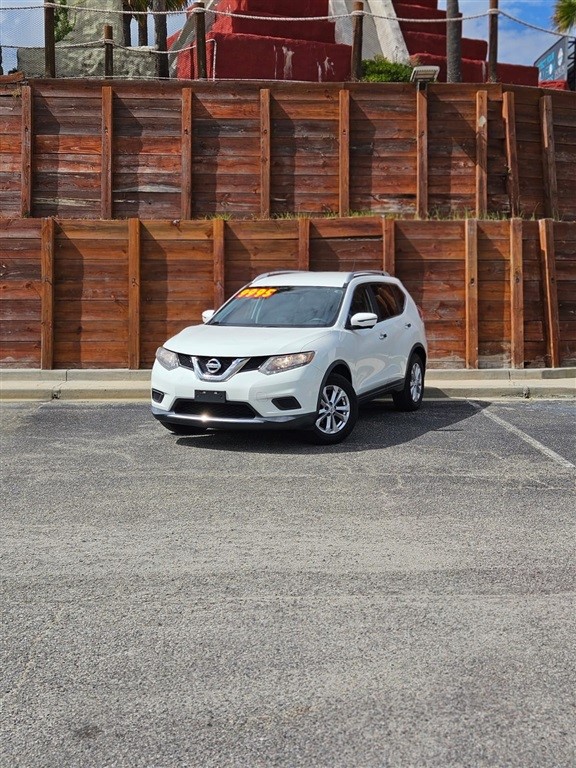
[250, 270, 393, 288]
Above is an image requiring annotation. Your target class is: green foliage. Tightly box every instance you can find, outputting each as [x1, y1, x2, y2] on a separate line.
[361, 56, 413, 83]
[54, 0, 74, 43]
[553, 0, 576, 31]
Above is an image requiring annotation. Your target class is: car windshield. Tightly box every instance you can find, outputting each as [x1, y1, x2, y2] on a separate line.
[209, 286, 344, 328]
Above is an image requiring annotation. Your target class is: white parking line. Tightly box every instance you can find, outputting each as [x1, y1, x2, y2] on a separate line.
[469, 401, 575, 470]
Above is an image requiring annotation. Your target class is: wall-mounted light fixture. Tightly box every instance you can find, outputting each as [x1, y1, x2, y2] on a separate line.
[410, 65, 440, 89]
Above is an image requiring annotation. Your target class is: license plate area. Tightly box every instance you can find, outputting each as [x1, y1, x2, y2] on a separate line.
[194, 390, 226, 403]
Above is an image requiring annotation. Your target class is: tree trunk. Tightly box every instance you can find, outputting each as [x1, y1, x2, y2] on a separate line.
[122, 3, 132, 46]
[137, 14, 148, 47]
[446, 0, 462, 83]
[153, 0, 169, 78]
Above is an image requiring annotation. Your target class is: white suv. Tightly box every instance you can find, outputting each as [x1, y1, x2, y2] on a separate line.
[151, 271, 427, 444]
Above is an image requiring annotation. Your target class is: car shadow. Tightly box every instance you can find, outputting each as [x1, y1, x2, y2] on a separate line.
[175, 399, 489, 454]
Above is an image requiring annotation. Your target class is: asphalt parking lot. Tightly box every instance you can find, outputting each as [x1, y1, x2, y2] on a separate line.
[1, 398, 575, 767]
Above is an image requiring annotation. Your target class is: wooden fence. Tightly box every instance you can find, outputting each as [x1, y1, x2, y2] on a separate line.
[1, 79, 575, 221]
[1, 216, 574, 369]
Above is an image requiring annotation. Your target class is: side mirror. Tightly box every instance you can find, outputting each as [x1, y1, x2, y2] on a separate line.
[350, 312, 378, 329]
[202, 309, 216, 324]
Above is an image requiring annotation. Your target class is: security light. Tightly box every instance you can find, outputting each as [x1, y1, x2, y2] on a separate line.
[410, 65, 440, 89]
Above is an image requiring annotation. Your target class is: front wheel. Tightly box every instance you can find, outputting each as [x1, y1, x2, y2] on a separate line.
[392, 353, 425, 412]
[306, 374, 358, 445]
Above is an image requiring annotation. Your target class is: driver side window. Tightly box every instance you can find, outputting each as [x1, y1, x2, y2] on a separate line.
[348, 285, 373, 322]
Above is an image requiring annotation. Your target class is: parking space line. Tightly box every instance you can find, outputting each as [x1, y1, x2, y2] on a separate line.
[469, 401, 575, 469]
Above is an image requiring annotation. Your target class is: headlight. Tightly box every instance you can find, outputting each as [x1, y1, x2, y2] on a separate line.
[155, 346, 179, 371]
[260, 352, 315, 375]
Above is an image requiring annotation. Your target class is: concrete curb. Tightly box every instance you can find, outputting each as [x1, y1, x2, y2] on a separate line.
[1, 368, 574, 402]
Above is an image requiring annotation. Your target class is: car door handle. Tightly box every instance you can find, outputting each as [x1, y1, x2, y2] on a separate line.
[379, 333, 387, 340]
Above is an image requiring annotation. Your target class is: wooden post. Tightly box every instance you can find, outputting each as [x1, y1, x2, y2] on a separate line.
[44, 1, 56, 78]
[475, 90, 488, 219]
[488, 0, 499, 83]
[128, 219, 141, 369]
[181, 88, 193, 219]
[20, 85, 33, 218]
[101, 86, 113, 219]
[260, 88, 271, 218]
[40, 217, 55, 370]
[538, 219, 561, 367]
[213, 218, 225, 308]
[416, 88, 428, 218]
[339, 89, 350, 217]
[298, 217, 310, 271]
[502, 91, 520, 217]
[382, 218, 395, 275]
[540, 95, 559, 220]
[194, 2, 207, 79]
[509, 218, 524, 368]
[351, 1, 364, 82]
[104, 24, 114, 79]
[465, 218, 479, 368]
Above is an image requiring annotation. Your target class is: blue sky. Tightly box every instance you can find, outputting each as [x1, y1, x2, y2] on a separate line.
[0, 1, 569, 75]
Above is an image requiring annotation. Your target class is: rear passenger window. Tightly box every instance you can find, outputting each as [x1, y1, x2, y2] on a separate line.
[372, 284, 406, 321]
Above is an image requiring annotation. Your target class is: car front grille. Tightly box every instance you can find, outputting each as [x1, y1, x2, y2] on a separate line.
[177, 355, 269, 376]
[173, 399, 259, 420]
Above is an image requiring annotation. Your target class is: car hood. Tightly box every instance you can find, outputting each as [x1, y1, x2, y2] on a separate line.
[165, 324, 333, 357]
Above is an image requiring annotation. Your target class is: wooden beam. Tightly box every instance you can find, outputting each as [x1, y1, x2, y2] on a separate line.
[539, 95, 559, 220]
[298, 217, 310, 271]
[416, 88, 428, 218]
[260, 88, 271, 219]
[351, 1, 364, 82]
[465, 218, 479, 368]
[339, 89, 350, 217]
[20, 85, 33, 218]
[475, 90, 488, 219]
[40, 217, 55, 370]
[213, 217, 225, 308]
[128, 218, 141, 369]
[538, 218, 561, 367]
[101, 85, 113, 219]
[502, 90, 520, 217]
[509, 218, 524, 368]
[181, 88, 193, 220]
[382, 218, 395, 275]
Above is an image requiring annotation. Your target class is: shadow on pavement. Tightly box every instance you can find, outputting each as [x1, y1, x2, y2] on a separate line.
[176, 399, 489, 455]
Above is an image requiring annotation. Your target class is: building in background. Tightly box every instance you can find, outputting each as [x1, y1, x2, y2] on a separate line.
[535, 37, 576, 91]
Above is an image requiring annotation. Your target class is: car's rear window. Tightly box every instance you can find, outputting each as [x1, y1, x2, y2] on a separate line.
[209, 286, 344, 328]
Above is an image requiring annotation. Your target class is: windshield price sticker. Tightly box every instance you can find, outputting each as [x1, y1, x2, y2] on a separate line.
[238, 287, 277, 299]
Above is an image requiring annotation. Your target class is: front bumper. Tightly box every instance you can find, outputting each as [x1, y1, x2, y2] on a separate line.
[151, 358, 323, 431]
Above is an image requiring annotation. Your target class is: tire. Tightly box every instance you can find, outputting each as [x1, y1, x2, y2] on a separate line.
[306, 374, 358, 445]
[160, 422, 207, 436]
[392, 353, 425, 412]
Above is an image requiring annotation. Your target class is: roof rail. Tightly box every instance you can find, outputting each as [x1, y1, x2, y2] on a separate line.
[349, 270, 390, 278]
[254, 270, 305, 279]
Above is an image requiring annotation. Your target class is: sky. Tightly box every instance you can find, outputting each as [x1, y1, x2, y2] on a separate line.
[0, 0, 570, 76]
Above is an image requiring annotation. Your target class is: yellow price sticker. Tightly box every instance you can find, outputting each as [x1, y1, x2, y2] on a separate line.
[238, 287, 277, 299]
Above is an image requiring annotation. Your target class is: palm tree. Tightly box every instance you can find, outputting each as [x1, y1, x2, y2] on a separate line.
[446, 0, 462, 82]
[553, 0, 576, 31]
[122, 0, 188, 48]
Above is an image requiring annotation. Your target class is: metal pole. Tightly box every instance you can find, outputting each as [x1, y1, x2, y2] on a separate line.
[351, 1, 364, 82]
[104, 24, 114, 79]
[44, 1, 56, 77]
[194, 2, 207, 79]
[488, 0, 499, 83]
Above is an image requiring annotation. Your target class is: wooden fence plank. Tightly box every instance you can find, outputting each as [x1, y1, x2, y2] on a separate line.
[298, 217, 310, 270]
[20, 85, 33, 218]
[260, 88, 270, 218]
[128, 218, 141, 369]
[502, 91, 520, 217]
[181, 88, 192, 220]
[382, 218, 395, 275]
[416, 88, 428, 218]
[538, 218, 561, 367]
[213, 218, 225, 308]
[509, 218, 524, 368]
[476, 91, 488, 219]
[540, 95, 559, 220]
[465, 218, 479, 368]
[101, 86, 113, 219]
[40, 217, 55, 369]
[339, 89, 350, 216]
